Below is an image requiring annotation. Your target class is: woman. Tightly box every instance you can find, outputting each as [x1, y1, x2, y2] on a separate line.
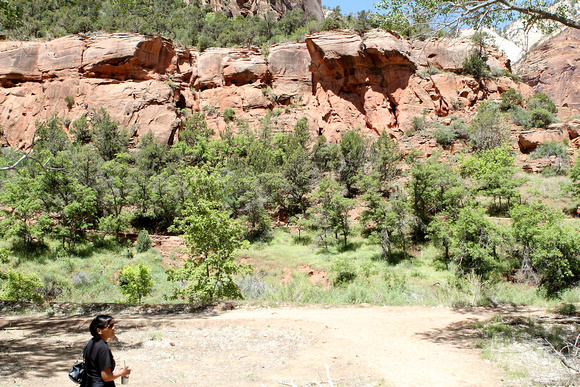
[82, 315, 131, 386]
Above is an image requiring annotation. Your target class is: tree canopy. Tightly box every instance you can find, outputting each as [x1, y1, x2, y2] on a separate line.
[375, 0, 580, 37]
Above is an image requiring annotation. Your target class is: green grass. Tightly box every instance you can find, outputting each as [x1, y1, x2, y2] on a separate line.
[1, 236, 174, 304]
[0, 226, 578, 308]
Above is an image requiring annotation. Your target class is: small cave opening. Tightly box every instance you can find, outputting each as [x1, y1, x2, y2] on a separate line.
[176, 94, 186, 109]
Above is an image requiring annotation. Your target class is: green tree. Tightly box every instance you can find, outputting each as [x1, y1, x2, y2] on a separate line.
[167, 166, 250, 302]
[368, 130, 403, 195]
[407, 157, 466, 239]
[71, 114, 93, 145]
[510, 204, 580, 295]
[568, 154, 580, 199]
[282, 147, 316, 214]
[308, 177, 355, 249]
[92, 108, 129, 161]
[361, 187, 410, 261]
[462, 52, 489, 80]
[135, 229, 152, 253]
[119, 263, 154, 304]
[459, 146, 523, 213]
[0, 268, 43, 302]
[335, 130, 367, 197]
[450, 206, 502, 278]
[33, 114, 70, 156]
[0, 171, 49, 246]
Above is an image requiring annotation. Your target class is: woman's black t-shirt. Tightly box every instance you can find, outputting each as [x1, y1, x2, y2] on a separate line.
[83, 338, 116, 387]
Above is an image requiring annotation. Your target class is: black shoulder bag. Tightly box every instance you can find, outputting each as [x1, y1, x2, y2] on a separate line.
[69, 340, 91, 384]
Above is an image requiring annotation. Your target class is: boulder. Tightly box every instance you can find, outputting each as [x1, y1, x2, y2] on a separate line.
[518, 129, 567, 153]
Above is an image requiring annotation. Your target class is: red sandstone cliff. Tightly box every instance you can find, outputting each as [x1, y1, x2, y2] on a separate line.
[0, 30, 533, 153]
[514, 28, 580, 119]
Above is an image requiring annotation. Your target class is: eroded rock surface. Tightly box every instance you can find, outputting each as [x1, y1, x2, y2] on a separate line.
[0, 31, 534, 151]
[515, 28, 580, 113]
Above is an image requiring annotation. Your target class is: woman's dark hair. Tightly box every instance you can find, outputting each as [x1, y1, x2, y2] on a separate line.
[89, 315, 113, 339]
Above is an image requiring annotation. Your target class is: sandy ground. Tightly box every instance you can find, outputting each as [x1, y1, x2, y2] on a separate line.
[0, 304, 545, 387]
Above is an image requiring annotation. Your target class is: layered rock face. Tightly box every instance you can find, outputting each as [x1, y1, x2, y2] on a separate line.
[514, 28, 580, 116]
[306, 30, 525, 143]
[0, 30, 532, 150]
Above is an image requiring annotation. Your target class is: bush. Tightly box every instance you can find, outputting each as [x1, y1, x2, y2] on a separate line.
[432, 125, 457, 145]
[530, 141, 569, 173]
[118, 263, 155, 304]
[530, 141, 568, 161]
[510, 106, 533, 129]
[417, 66, 442, 78]
[411, 115, 427, 132]
[530, 108, 556, 128]
[135, 229, 152, 253]
[527, 93, 557, 114]
[332, 257, 357, 286]
[462, 52, 489, 80]
[0, 268, 43, 302]
[65, 96, 75, 109]
[499, 88, 523, 112]
[469, 101, 509, 150]
[555, 303, 577, 316]
[449, 118, 469, 139]
[222, 108, 235, 123]
[0, 248, 9, 264]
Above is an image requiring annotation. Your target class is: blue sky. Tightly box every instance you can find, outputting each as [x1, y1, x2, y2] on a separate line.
[321, 0, 379, 14]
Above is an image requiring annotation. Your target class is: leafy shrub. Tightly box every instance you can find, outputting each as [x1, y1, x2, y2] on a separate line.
[411, 115, 427, 132]
[555, 303, 577, 316]
[530, 141, 569, 174]
[432, 124, 457, 145]
[0, 248, 9, 264]
[450, 207, 501, 278]
[119, 263, 155, 304]
[469, 101, 509, 150]
[510, 106, 533, 129]
[462, 52, 489, 80]
[65, 96, 75, 109]
[0, 268, 43, 302]
[527, 93, 557, 114]
[222, 108, 235, 123]
[530, 108, 556, 128]
[530, 141, 568, 161]
[450, 118, 469, 139]
[332, 257, 358, 286]
[135, 229, 152, 253]
[417, 66, 442, 78]
[499, 88, 523, 111]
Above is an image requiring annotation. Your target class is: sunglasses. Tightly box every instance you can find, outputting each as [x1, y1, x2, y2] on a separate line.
[105, 323, 115, 329]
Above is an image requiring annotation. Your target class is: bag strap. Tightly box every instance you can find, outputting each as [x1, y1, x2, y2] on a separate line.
[76, 339, 91, 362]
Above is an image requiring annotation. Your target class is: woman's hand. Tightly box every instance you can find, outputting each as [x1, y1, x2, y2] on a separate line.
[120, 366, 132, 377]
[101, 366, 132, 382]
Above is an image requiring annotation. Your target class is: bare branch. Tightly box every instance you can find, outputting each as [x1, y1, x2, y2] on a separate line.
[498, 0, 580, 30]
[544, 338, 580, 373]
[0, 153, 65, 172]
[324, 362, 335, 387]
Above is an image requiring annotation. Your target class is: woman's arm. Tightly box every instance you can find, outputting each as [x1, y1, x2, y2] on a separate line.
[101, 366, 131, 382]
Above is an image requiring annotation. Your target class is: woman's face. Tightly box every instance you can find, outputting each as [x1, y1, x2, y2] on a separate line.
[97, 320, 116, 342]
